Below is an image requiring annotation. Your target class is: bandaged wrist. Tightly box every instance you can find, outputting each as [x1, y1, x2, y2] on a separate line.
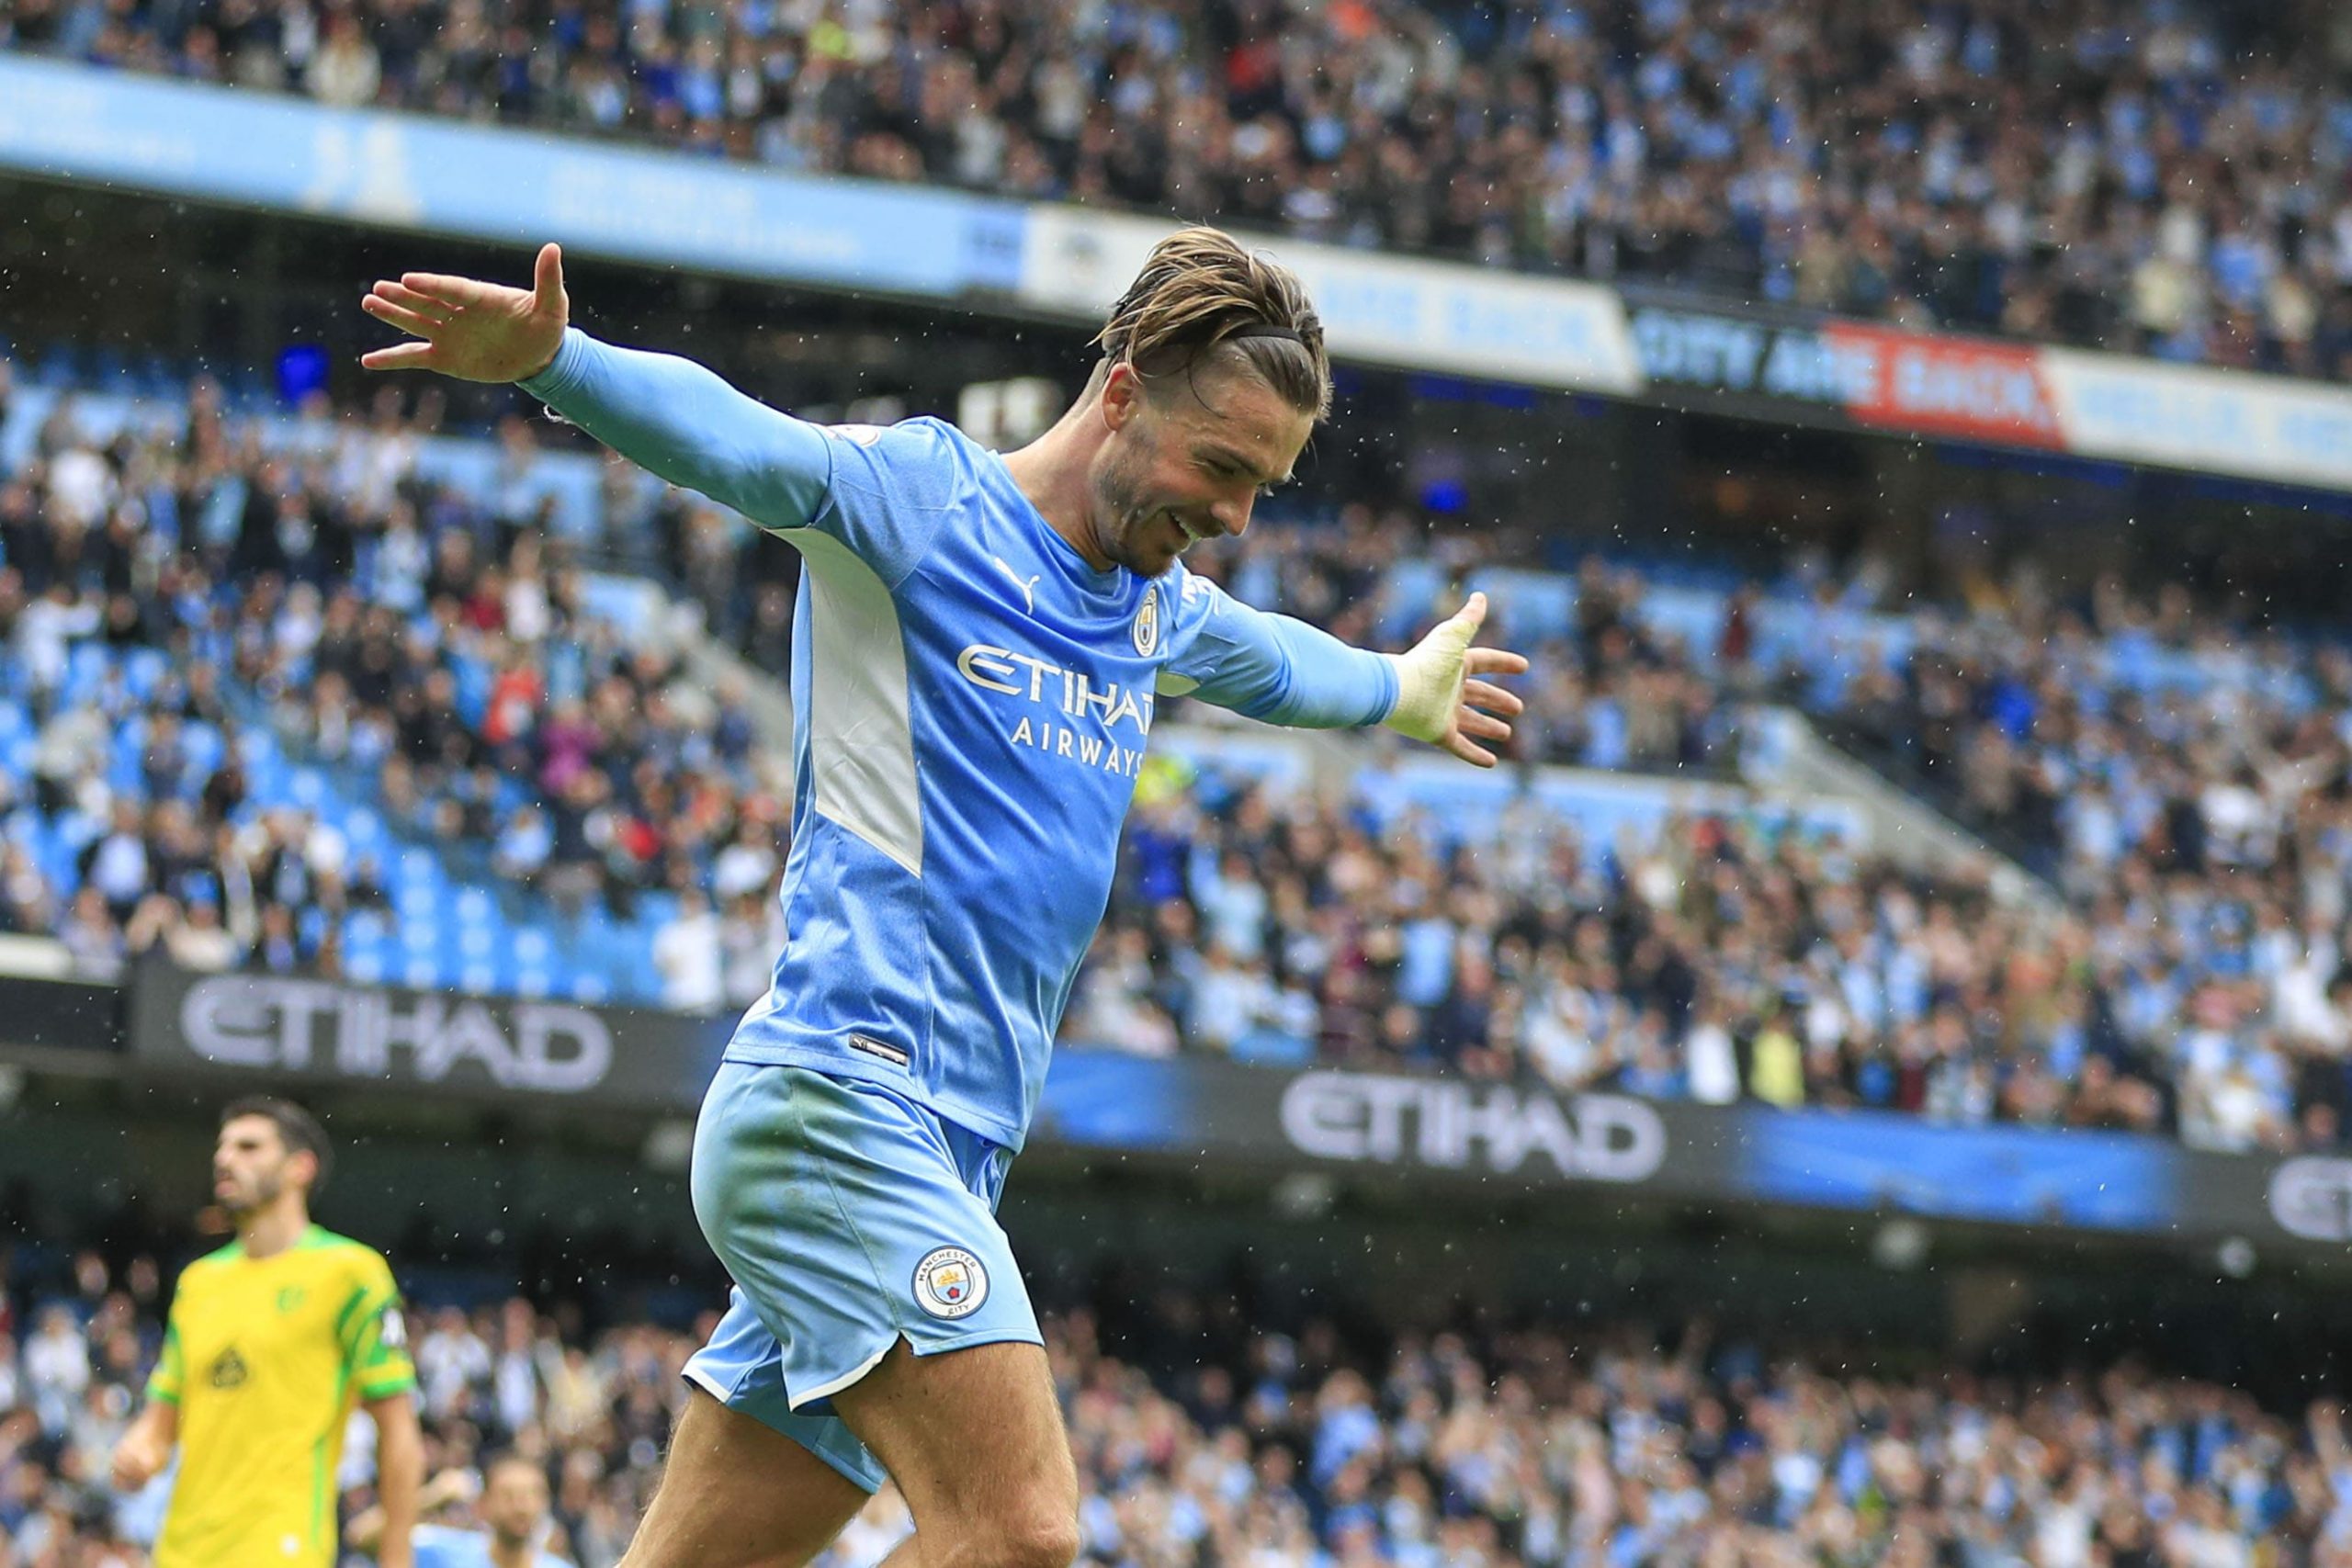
[1382, 631, 1467, 744]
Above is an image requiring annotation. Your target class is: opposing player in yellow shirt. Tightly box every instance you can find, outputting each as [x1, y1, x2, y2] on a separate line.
[110, 1097, 425, 1568]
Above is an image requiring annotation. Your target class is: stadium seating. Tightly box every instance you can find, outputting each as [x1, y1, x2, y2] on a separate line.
[1159, 519, 2352, 1156]
[14, 4, 2352, 1560]
[8, 0, 2348, 379]
[3, 1246, 2345, 1565]
[0, 357, 762, 1010]
[6, 351, 2352, 1153]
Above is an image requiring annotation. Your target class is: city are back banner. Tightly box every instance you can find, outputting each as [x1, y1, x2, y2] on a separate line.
[1627, 298, 2352, 491]
[109, 964, 2351, 1252]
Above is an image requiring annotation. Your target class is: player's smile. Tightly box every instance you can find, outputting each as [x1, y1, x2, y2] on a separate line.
[1125, 508, 1210, 572]
[1147, 509, 1222, 568]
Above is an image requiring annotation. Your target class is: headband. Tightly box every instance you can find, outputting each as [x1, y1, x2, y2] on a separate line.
[1219, 321, 1307, 345]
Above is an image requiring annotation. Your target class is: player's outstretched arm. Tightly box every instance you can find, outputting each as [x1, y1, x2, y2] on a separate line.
[1381, 592, 1531, 768]
[360, 244, 833, 532]
[1164, 583, 1528, 768]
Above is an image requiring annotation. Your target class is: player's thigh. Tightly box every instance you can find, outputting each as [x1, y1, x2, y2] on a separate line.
[831, 1337, 1080, 1568]
[618, 1386, 868, 1568]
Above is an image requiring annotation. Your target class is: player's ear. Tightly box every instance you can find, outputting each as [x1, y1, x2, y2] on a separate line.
[1100, 360, 1146, 434]
[288, 1147, 322, 1193]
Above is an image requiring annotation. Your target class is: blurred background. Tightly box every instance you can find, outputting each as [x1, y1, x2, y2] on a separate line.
[5, 0, 2352, 1562]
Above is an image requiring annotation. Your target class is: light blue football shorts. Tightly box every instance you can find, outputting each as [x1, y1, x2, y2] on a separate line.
[681, 1059, 1042, 1494]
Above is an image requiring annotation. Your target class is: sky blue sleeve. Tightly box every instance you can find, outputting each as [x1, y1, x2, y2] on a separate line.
[520, 328, 830, 526]
[1157, 572, 1398, 728]
[520, 328, 950, 589]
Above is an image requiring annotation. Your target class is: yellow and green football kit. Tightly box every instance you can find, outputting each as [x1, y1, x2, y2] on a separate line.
[146, 1224, 416, 1567]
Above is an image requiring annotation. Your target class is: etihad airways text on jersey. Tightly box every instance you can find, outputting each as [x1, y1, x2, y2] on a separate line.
[956, 643, 1154, 779]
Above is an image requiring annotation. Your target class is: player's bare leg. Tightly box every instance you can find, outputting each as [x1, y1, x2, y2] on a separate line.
[616, 1387, 867, 1568]
[832, 1337, 1080, 1568]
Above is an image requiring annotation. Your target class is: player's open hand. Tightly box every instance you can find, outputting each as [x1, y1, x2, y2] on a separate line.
[1385, 592, 1531, 768]
[360, 242, 569, 384]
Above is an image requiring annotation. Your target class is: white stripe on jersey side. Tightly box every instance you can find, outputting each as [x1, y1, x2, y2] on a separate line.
[796, 531, 923, 876]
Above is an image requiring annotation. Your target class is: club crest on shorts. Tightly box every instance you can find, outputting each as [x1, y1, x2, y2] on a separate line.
[911, 1246, 989, 1320]
[1132, 586, 1161, 658]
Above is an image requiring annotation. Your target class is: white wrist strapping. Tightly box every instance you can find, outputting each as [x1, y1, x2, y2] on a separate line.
[1382, 615, 1475, 744]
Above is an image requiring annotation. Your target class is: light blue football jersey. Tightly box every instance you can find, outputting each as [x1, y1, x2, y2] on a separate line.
[523, 331, 1396, 1148]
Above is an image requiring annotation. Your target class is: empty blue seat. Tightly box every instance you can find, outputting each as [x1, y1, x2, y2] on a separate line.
[67, 643, 108, 693]
[125, 649, 167, 698]
[346, 807, 386, 853]
[183, 723, 224, 775]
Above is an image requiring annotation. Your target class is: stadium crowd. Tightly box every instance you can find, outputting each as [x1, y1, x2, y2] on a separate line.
[0, 359, 793, 997]
[1174, 513, 1742, 780]
[5, 1245, 2352, 1565]
[1080, 514, 2352, 1156]
[8, 0, 2352, 378]
[8, 355, 2352, 1150]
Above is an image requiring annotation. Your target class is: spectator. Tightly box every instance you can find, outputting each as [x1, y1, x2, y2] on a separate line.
[27, 0, 2352, 378]
[13, 1244, 2352, 1567]
[651, 888, 725, 1016]
[719, 890, 786, 1012]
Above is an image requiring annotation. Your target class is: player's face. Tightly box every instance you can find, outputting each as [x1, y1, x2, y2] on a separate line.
[1093, 363, 1313, 578]
[211, 1116, 294, 1217]
[482, 1462, 550, 1544]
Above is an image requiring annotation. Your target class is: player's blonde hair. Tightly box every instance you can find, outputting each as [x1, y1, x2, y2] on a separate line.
[1094, 226, 1331, 419]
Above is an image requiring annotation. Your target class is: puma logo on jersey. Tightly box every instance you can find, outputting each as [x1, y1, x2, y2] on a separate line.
[991, 555, 1042, 616]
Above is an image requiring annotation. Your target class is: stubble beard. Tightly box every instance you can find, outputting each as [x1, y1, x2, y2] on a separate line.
[221, 1168, 284, 1222]
[1094, 443, 1176, 577]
